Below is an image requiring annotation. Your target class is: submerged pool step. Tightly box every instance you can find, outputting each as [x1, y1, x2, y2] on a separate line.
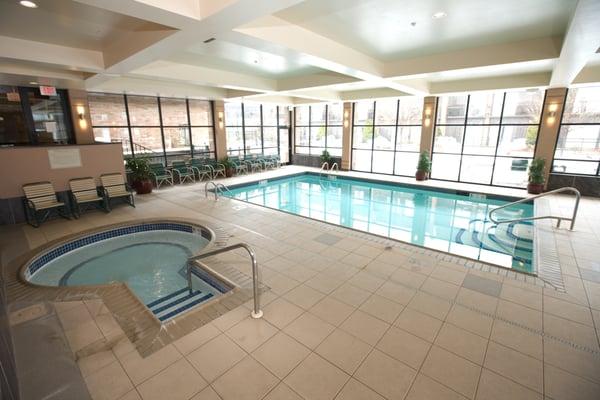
[147, 288, 214, 322]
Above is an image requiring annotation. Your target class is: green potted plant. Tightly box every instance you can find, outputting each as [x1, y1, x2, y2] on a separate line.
[220, 156, 235, 177]
[416, 151, 431, 181]
[527, 158, 545, 194]
[126, 157, 153, 194]
[320, 150, 332, 168]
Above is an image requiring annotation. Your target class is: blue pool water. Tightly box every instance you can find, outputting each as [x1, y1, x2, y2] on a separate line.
[224, 173, 535, 273]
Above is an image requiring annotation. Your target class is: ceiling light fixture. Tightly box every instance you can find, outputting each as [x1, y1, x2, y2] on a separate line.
[19, 1, 38, 8]
[29, 81, 38, 85]
[432, 11, 446, 19]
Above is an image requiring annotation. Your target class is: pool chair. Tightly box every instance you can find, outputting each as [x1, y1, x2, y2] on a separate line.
[100, 173, 135, 209]
[22, 181, 71, 227]
[190, 158, 212, 181]
[171, 161, 195, 184]
[149, 163, 174, 188]
[245, 155, 264, 173]
[69, 177, 109, 217]
[230, 156, 248, 175]
[206, 159, 226, 179]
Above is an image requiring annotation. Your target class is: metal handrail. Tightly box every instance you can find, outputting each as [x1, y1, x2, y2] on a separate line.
[331, 162, 339, 172]
[488, 187, 581, 230]
[187, 243, 262, 318]
[204, 181, 232, 200]
[320, 162, 329, 171]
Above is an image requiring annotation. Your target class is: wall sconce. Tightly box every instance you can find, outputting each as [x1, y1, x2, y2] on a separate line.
[546, 103, 558, 125]
[424, 107, 432, 127]
[76, 105, 87, 129]
[218, 111, 224, 129]
[343, 109, 349, 128]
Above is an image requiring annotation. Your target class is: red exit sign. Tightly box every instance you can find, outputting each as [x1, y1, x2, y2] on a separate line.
[40, 86, 57, 96]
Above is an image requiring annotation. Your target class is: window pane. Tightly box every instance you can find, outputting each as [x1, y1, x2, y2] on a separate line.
[310, 146, 325, 156]
[89, 93, 127, 126]
[373, 126, 395, 150]
[492, 157, 530, 187]
[93, 127, 129, 146]
[262, 104, 278, 126]
[467, 92, 502, 124]
[160, 98, 188, 126]
[352, 150, 372, 171]
[329, 148, 342, 157]
[502, 90, 543, 124]
[131, 127, 163, 153]
[296, 146, 310, 154]
[263, 127, 277, 148]
[396, 126, 420, 152]
[189, 100, 212, 126]
[353, 126, 372, 149]
[434, 126, 464, 153]
[244, 127, 262, 149]
[328, 103, 343, 125]
[459, 156, 494, 184]
[327, 127, 343, 148]
[27, 90, 71, 144]
[394, 152, 419, 176]
[398, 97, 423, 125]
[497, 125, 537, 157]
[563, 86, 600, 123]
[279, 107, 290, 126]
[225, 103, 243, 126]
[191, 127, 214, 154]
[311, 104, 326, 125]
[296, 127, 309, 146]
[295, 106, 309, 125]
[436, 95, 467, 124]
[375, 99, 397, 125]
[279, 128, 289, 163]
[128, 96, 159, 126]
[310, 126, 326, 148]
[554, 125, 600, 160]
[552, 160, 598, 175]
[226, 127, 244, 153]
[244, 103, 261, 126]
[463, 125, 499, 155]
[431, 153, 460, 180]
[371, 151, 394, 174]
[354, 101, 374, 125]
[164, 127, 190, 155]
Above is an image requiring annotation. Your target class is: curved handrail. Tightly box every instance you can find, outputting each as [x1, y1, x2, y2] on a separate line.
[187, 243, 262, 318]
[320, 162, 329, 171]
[204, 181, 232, 200]
[488, 187, 581, 230]
[330, 162, 339, 172]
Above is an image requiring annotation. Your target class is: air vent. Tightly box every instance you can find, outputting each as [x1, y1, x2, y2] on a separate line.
[203, 37, 216, 43]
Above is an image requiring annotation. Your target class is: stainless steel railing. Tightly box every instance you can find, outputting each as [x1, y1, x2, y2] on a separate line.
[488, 187, 581, 230]
[204, 181, 232, 200]
[187, 243, 263, 318]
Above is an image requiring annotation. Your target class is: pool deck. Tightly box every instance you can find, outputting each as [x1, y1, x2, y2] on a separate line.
[1, 165, 599, 400]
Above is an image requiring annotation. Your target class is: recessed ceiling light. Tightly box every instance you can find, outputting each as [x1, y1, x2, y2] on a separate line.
[29, 81, 38, 85]
[19, 1, 38, 8]
[432, 11, 447, 19]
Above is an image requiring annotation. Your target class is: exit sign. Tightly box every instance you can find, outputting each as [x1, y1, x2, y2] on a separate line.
[40, 86, 57, 96]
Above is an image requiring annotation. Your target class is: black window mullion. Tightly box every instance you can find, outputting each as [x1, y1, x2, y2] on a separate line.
[324, 104, 328, 151]
[391, 99, 400, 176]
[456, 95, 470, 181]
[241, 103, 246, 156]
[156, 97, 168, 165]
[370, 101, 376, 173]
[185, 98, 194, 158]
[260, 105, 264, 155]
[488, 92, 507, 185]
[123, 94, 135, 157]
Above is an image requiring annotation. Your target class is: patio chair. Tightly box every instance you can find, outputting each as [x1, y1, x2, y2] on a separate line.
[22, 181, 70, 227]
[230, 156, 248, 175]
[245, 155, 263, 173]
[100, 173, 135, 209]
[149, 163, 174, 188]
[171, 161, 195, 184]
[206, 159, 226, 179]
[190, 158, 212, 181]
[69, 177, 109, 217]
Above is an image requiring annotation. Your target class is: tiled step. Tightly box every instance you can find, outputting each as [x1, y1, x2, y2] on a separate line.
[146, 288, 214, 322]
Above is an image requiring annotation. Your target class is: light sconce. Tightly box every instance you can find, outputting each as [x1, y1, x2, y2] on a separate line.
[343, 109, 349, 128]
[218, 111, 224, 129]
[424, 107, 432, 127]
[76, 105, 87, 129]
[546, 103, 558, 125]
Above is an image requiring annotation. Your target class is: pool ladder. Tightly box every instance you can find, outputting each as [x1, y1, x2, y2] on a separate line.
[186, 243, 263, 319]
[204, 181, 232, 201]
[320, 162, 339, 174]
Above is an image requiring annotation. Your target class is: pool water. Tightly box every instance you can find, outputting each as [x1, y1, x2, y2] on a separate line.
[225, 173, 535, 273]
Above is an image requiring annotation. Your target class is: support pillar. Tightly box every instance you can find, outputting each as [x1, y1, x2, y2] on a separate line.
[341, 102, 353, 170]
[213, 100, 227, 160]
[534, 88, 567, 188]
[419, 96, 437, 154]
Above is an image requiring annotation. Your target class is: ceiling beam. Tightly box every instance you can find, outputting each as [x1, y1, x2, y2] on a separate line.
[86, 76, 227, 99]
[429, 72, 552, 95]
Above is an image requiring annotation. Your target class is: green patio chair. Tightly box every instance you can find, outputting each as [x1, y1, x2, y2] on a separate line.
[171, 161, 195, 184]
[149, 163, 174, 188]
[69, 177, 109, 217]
[22, 181, 71, 227]
[190, 158, 212, 181]
[206, 159, 226, 179]
[230, 156, 248, 175]
[100, 173, 135, 209]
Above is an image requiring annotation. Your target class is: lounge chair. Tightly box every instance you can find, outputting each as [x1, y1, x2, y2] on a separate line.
[100, 173, 135, 209]
[22, 181, 70, 227]
[230, 156, 248, 175]
[69, 177, 109, 217]
[149, 163, 174, 188]
[207, 159, 226, 179]
[171, 161, 195, 184]
[190, 159, 212, 181]
[245, 156, 263, 173]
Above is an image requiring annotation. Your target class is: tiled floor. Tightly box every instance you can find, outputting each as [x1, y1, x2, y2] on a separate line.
[2, 166, 600, 400]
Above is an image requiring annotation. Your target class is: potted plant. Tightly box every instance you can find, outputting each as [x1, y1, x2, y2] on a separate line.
[416, 151, 431, 181]
[220, 156, 235, 178]
[320, 150, 332, 168]
[527, 158, 545, 194]
[125, 157, 153, 194]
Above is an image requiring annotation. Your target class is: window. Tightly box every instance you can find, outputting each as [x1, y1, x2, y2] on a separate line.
[432, 90, 543, 187]
[225, 102, 289, 158]
[294, 103, 343, 156]
[89, 93, 216, 163]
[351, 97, 423, 176]
[552, 86, 600, 175]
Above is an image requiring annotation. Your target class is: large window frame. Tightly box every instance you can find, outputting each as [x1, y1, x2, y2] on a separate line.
[431, 91, 544, 188]
[90, 93, 216, 164]
[294, 103, 343, 156]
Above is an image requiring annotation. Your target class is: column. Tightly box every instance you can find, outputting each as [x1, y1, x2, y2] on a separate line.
[534, 88, 567, 188]
[68, 90, 94, 144]
[213, 100, 227, 159]
[419, 96, 437, 154]
[341, 102, 353, 170]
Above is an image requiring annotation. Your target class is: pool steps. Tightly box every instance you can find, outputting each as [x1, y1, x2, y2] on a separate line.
[146, 287, 213, 321]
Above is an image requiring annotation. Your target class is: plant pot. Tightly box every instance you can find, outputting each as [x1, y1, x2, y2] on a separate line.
[225, 168, 234, 178]
[527, 182, 544, 194]
[133, 179, 153, 194]
[415, 170, 428, 181]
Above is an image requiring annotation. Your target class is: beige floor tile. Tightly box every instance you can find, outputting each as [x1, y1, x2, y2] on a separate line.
[282, 264, 320, 283]
[84, 361, 134, 400]
[543, 295, 594, 326]
[173, 323, 220, 355]
[496, 300, 542, 331]
[544, 364, 600, 400]
[408, 291, 452, 320]
[190, 386, 222, 400]
[340, 252, 371, 268]
[187, 335, 246, 382]
[212, 306, 251, 332]
[543, 339, 600, 384]
[64, 320, 105, 353]
[489, 320, 542, 360]
[354, 349, 416, 400]
[475, 369, 542, 400]
[78, 349, 117, 378]
[394, 307, 443, 342]
[359, 294, 405, 323]
[119, 344, 182, 385]
[483, 342, 542, 393]
[375, 280, 417, 305]
[284, 353, 350, 400]
[262, 273, 301, 295]
[321, 262, 360, 281]
[406, 374, 468, 400]
[335, 378, 385, 400]
[315, 329, 372, 374]
[499, 285, 542, 311]
[339, 310, 389, 346]
[353, 244, 384, 259]
[226, 316, 279, 352]
[446, 305, 493, 338]
[347, 271, 385, 293]
[309, 297, 355, 326]
[543, 313, 599, 350]
[455, 288, 499, 315]
[283, 284, 325, 310]
[364, 260, 398, 279]
[376, 326, 431, 369]
[212, 356, 279, 400]
[390, 268, 427, 289]
[421, 346, 481, 399]
[263, 383, 303, 400]
[331, 283, 371, 307]
[119, 390, 142, 400]
[252, 332, 310, 379]
[430, 266, 468, 286]
[262, 297, 304, 329]
[435, 323, 488, 365]
[283, 312, 335, 349]
[421, 277, 461, 300]
[305, 273, 345, 294]
[137, 358, 207, 400]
